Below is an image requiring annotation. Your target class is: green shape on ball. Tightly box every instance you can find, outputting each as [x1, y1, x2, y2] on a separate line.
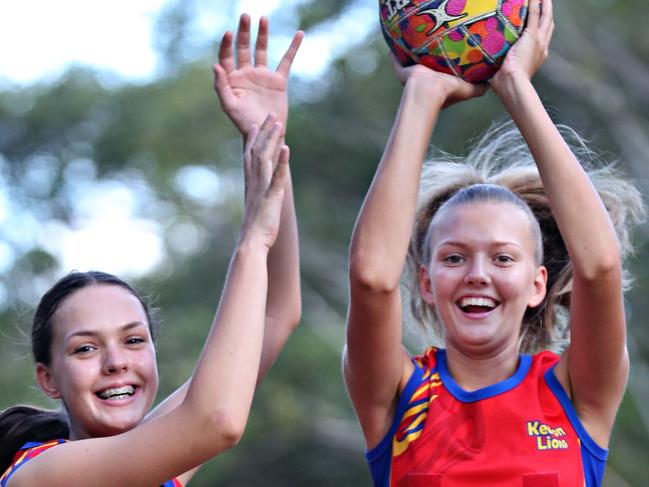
[441, 35, 467, 56]
[503, 23, 518, 43]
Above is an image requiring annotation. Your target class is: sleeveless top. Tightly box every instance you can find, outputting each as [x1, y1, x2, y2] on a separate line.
[366, 348, 608, 487]
[1, 439, 183, 486]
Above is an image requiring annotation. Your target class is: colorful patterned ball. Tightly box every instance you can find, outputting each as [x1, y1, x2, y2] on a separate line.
[380, 0, 529, 83]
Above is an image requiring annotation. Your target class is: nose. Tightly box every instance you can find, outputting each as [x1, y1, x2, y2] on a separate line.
[464, 257, 491, 286]
[102, 346, 128, 375]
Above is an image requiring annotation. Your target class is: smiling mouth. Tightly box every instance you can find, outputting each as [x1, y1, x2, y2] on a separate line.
[458, 296, 498, 314]
[96, 385, 136, 400]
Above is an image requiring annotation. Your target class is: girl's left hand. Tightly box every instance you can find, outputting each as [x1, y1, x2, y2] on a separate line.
[491, 0, 554, 91]
[239, 114, 289, 249]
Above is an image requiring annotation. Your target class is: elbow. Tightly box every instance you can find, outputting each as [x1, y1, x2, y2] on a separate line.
[574, 250, 622, 283]
[349, 258, 400, 295]
[349, 242, 400, 293]
[209, 409, 247, 449]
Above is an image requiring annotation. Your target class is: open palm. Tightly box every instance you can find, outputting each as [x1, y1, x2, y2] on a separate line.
[214, 15, 303, 137]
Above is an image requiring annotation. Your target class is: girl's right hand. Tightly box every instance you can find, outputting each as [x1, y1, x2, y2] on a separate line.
[239, 114, 289, 250]
[391, 55, 488, 109]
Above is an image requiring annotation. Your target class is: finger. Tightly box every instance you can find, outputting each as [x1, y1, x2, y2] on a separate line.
[539, 0, 554, 38]
[218, 31, 236, 74]
[268, 145, 290, 196]
[236, 13, 252, 67]
[259, 122, 284, 164]
[254, 16, 269, 67]
[256, 122, 284, 179]
[271, 134, 284, 166]
[276, 30, 304, 76]
[243, 124, 259, 200]
[252, 115, 278, 163]
[213, 64, 236, 108]
[257, 113, 277, 144]
[244, 124, 259, 162]
[526, 0, 541, 32]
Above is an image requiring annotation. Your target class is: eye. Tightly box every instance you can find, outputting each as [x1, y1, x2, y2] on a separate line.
[494, 254, 514, 265]
[126, 337, 146, 346]
[443, 254, 464, 265]
[73, 345, 96, 355]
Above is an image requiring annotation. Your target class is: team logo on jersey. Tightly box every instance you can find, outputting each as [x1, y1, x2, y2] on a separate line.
[526, 420, 569, 451]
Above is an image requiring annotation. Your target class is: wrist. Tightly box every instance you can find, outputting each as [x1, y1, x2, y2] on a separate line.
[234, 237, 271, 261]
[402, 76, 446, 111]
[492, 71, 532, 100]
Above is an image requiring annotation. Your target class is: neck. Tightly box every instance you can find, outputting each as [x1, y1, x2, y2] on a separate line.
[443, 341, 521, 391]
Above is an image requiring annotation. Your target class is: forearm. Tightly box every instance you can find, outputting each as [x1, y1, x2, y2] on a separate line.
[259, 173, 301, 381]
[183, 240, 269, 433]
[350, 80, 445, 288]
[496, 75, 621, 277]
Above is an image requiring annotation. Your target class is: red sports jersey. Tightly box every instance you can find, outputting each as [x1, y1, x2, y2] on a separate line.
[366, 348, 608, 487]
[1, 439, 183, 487]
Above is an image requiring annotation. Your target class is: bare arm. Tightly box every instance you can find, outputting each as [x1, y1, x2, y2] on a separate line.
[214, 14, 303, 383]
[10, 119, 291, 487]
[344, 66, 487, 448]
[145, 13, 303, 426]
[492, 0, 626, 447]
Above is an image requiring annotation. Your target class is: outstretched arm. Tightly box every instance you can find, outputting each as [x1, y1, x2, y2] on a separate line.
[145, 15, 303, 431]
[344, 62, 487, 448]
[492, 0, 626, 447]
[214, 14, 303, 382]
[10, 119, 291, 487]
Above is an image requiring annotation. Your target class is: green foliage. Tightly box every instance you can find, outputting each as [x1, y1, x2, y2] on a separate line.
[1, 0, 648, 485]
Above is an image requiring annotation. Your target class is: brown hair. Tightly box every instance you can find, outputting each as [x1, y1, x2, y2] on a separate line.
[1, 271, 155, 475]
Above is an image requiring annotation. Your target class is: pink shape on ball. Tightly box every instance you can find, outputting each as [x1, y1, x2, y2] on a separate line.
[502, 3, 513, 15]
[446, 0, 467, 16]
[448, 29, 464, 41]
[486, 17, 498, 32]
[482, 32, 505, 55]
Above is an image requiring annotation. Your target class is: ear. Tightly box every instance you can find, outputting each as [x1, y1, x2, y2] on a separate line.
[419, 265, 436, 306]
[528, 265, 548, 308]
[35, 363, 62, 399]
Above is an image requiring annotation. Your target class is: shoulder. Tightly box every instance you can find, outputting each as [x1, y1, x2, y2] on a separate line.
[1, 440, 65, 487]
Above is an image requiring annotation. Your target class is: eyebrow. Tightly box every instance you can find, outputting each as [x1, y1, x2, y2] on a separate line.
[64, 321, 148, 343]
[435, 240, 524, 254]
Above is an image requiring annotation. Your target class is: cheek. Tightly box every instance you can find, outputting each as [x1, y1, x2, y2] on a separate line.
[138, 346, 159, 384]
[56, 359, 100, 392]
[498, 269, 537, 300]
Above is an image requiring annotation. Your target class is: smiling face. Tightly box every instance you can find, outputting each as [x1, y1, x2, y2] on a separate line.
[420, 201, 547, 356]
[35, 284, 159, 440]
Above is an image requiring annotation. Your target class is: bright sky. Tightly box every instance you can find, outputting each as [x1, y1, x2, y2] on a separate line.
[0, 0, 293, 86]
[0, 0, 375, 291]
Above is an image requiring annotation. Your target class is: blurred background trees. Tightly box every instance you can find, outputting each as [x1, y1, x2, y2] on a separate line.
[1, 0, 648, 485]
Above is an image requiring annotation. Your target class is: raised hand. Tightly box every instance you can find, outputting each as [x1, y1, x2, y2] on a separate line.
[214, 14, 304, 137]
[390, 54, 488, 109]
[239, 114, 290, 249]
[491, 0, 554, 91]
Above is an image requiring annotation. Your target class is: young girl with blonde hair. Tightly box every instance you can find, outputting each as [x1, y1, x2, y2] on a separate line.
[343, 1, 643, 485]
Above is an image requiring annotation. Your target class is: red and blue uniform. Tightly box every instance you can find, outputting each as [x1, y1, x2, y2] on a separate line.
[366, 348, 608, 487]
[1, 439, 183, 487]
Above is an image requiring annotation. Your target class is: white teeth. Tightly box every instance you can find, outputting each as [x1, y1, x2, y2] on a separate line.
[459, 297, 497, 308]
[97, 385, 135, 399]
